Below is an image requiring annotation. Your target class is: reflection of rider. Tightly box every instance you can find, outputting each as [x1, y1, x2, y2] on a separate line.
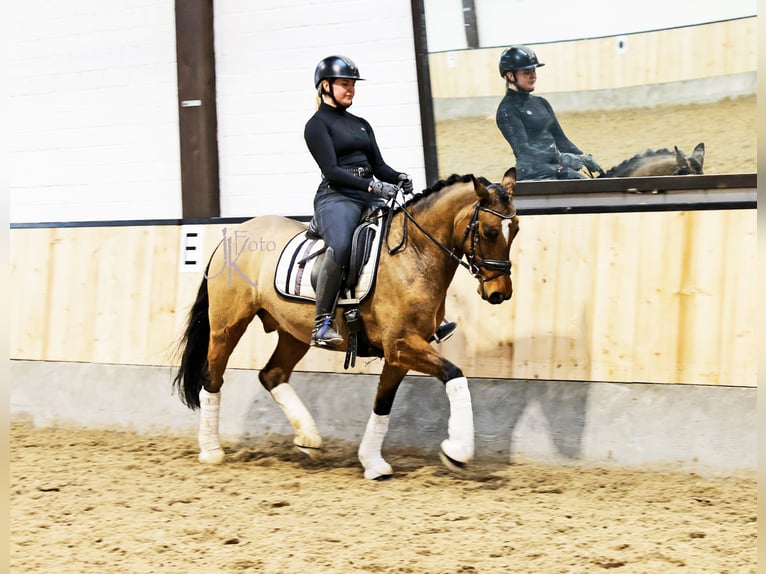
[305, 56, 457, 348]
[495, 45, 602, 181]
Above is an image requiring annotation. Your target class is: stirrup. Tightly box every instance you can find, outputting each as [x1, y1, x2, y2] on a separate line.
[430, 319, 457, 343]
[312, 315, 343, 348]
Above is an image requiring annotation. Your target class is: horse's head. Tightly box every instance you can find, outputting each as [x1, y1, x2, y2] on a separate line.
[459, 167, 519, 304]
[672, 143, 705, 175]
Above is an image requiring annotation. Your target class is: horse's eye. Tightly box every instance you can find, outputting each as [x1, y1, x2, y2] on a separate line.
[482, 226, 499, 240]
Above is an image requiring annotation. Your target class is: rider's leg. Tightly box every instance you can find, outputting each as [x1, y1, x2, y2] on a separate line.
[311, 194, 362, 348]
[556, 166, 587, 180]
[311, 246, 344, 348]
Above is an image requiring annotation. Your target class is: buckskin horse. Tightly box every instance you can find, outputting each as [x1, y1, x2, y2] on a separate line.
[173, 169, 519, 480]
[598, 143, 705, 177]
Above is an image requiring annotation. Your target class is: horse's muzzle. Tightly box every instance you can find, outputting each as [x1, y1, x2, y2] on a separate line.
[487, 291, 508, 305]
[473, 260, 513, 304]
[478, 276, 512, 304]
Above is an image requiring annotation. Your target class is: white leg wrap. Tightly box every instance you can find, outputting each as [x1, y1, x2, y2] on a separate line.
[270, 384, 322, 451]
[358, 413, 393, 480]
[440, 377, 475, 464]
[198, 388, 225, 464]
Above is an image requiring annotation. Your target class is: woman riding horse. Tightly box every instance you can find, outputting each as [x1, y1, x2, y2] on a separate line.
[304, 55, 456, 347]
[173, 169, 520, 480]
[496, 45, 603, 180]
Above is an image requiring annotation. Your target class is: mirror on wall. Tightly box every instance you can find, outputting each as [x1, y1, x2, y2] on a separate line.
[422, 2, 756, 183]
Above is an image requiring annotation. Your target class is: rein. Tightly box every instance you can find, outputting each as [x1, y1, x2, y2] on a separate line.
[384, 189, 516, 283]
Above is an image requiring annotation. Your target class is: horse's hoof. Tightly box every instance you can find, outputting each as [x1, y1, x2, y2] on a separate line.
[296, 445, 321, 460]
[371, 473, 393, 481]
[362, 460, 393, 481]
[364, 468, 393, 481]
[439, 449, 469, 475]
[199, 448, 225, 465]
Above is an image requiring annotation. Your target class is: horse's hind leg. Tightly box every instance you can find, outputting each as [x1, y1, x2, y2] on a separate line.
[258, 326, 320, 458]
[198, 309, 255, 464]
[358, 362, 407, 480]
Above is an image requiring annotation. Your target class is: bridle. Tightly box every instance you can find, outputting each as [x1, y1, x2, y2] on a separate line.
[385, 187, 517, 290]
[461, 202, 516, 282]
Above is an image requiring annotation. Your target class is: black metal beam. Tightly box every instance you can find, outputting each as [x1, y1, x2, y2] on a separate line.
[410, 0, 439, 185]
[175, 0, 220, 218]
[512, 173, 757, 215]
[462, 0, 479, 48]
[514, 173, 756, 196]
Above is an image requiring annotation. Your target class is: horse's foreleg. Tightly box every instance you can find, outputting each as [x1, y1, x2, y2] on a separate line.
[439, 376, 474, 470]
[259, 328, 320, 458]
[270, 384, 322, 458]
[358, 363, 406, 480]
[358, 413, 393, 480]
[387, 337, 475, 471]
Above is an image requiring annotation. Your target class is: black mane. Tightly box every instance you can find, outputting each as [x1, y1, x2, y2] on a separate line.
[395, 173, 509, 213]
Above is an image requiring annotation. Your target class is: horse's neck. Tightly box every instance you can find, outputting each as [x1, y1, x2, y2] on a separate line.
[406, 189, 473, 250]
[387, 189, 473, 272]
[630, 154, 677, 177]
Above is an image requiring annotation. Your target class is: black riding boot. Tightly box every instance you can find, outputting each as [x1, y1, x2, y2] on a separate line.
[431, 318, 458, 343]
[311, 248, 344, 348]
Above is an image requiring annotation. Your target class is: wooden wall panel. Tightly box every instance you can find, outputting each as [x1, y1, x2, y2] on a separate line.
[10, 229, 54, 359]
[9, 209, 756, 386]
[428, 19, 756, 99]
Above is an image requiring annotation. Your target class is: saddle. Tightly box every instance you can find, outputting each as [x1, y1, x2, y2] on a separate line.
[275, 207, 384, 305]
[274, 207, 388, 368]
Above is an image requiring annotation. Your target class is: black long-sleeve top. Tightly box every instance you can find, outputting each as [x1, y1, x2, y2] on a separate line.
[304, 103, 401, 200]
[496, 88, 582, 180]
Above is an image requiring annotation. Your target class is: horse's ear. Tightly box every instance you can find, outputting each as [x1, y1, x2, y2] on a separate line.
[692, 143, 705, 167]
[501, 167, 516, 195]
[674, 146, 686, 166]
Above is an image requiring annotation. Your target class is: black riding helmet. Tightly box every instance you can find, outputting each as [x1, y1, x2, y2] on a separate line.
[314, 55, 365, 88]
[498, 45, 545, 77]
[314, 55, 365, 109]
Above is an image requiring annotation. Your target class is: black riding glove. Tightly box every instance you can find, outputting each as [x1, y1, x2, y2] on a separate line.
[581, 154, 604, 176]
[397, 173, 414, 195]
[369, 181, 398, 200]
[559, 152, 584, 171]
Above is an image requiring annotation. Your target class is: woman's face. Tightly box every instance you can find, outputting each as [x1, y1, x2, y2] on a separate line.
[324, 78, 356, 107]
[512, 68, 537, 92]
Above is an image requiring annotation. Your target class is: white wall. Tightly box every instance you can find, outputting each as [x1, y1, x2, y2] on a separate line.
[425, 0, 758, 51]
[213, 0, 425, 218]
[8, 1, 182, 223]
[8, 0, 425, 223]
[11, 0, 756, 223]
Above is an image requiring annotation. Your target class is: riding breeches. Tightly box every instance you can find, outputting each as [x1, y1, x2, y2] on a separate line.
[313, 185, 371, 266]
[516, 162, 587, 181]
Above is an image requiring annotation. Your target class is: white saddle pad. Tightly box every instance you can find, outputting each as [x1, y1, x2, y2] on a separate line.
[274, 219, 383, 305]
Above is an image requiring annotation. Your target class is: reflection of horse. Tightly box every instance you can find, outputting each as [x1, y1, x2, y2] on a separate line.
[599, 143, 705, 177]
[173, 169, 520, 480]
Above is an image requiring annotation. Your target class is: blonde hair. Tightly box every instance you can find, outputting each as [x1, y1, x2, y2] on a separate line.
[315, 79, 330, 109]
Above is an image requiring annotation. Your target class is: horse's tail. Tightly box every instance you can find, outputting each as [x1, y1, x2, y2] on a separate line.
[172, 275, 211, 410]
